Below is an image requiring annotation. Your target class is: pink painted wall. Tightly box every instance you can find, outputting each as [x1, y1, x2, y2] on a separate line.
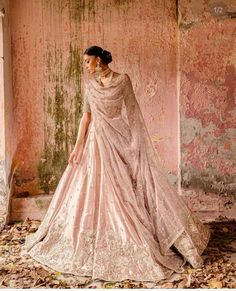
[10, 1, 45, 196]
[179, 0, 236, 213]
[9, 0, 179, 196]
[7, 0, 235, 218]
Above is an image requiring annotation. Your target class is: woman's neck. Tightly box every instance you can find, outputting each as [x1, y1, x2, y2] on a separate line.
[99, 66, 112, 78]
[95, 66, 113, 86]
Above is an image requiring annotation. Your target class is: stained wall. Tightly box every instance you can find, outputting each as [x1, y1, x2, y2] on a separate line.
[0, 0, 234, 220]
[179, 0, 236, 214]
[0, 0, 14, 227]
[9, 0, 179, 196]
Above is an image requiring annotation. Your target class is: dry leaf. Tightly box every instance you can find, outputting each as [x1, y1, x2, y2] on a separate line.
[208, 278, 223, 288]
[222, 227, 229, 233]
[103, 282, 114, 288]
[0, 219, 235, 289]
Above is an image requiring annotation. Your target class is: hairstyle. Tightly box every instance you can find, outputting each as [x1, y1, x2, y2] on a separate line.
[83, 45, 112, 65]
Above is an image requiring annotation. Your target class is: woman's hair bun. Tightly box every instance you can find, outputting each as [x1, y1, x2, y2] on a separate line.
[83, 45, 112, 65]
[101, 50, 112, 64]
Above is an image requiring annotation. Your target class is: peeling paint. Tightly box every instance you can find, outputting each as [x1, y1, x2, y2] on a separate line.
[180, 0, 236, 212]
[182, 167, 236, 199]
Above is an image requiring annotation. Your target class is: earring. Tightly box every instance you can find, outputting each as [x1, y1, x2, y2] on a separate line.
[95, 62, 102, 81]
[95, 62, 102, 72]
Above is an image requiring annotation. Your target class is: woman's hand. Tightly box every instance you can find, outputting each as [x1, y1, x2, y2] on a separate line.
[68, 112, 91, 166]
[68, 148, 79, 166]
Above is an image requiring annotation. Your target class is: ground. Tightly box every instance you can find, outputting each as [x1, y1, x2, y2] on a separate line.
[0, 217, 235, 289]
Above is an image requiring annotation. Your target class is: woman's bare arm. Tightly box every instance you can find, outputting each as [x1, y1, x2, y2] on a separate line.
[74, 112, 91, 150]
[68, 112, 91, 165]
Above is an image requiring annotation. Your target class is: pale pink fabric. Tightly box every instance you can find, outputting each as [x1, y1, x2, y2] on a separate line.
[22, 73, 211, 282]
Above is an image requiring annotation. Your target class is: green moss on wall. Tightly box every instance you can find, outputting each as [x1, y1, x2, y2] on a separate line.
[68, 0, 106, 22]
[52, 83, 69, 165]
[38, 44, 83, 194]
[35, 199, 44, 210]
[65, 44, 83, 145]
[47, 95, 52, 115]
[37, 144, 55, 194]
[46, 48, 53, 82]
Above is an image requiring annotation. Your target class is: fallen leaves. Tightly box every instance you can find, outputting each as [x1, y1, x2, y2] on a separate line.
[0, 218, 235, 288]
[0, 218, 93, 289]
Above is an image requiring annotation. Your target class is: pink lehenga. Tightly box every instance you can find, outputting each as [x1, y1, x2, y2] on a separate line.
[22, 73, 211, 282]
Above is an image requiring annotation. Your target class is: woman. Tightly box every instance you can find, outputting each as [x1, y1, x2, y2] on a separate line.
[23, 45, 211, 282]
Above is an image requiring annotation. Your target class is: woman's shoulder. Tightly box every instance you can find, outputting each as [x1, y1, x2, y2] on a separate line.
[113, 72, 130, 83]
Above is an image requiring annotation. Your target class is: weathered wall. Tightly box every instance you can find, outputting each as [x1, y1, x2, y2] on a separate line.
[10, 0, 179, 196]
[10, 1, 45, 196]
[179, 0, 236, 213]
[0, 0, 14, 227]
[6, 0, 235, 220]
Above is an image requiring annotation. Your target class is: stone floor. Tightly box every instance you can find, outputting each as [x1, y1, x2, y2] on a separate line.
[0, 217, 235, 289]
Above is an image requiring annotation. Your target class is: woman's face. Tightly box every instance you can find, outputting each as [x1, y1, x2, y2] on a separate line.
[83, 54, 99, 74]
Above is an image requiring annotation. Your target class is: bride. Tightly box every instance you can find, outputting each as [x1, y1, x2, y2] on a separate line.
[22, 45, 211, 282]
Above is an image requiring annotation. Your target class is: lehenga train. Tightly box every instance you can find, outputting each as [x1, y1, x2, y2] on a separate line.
[22, 73, 211, 282]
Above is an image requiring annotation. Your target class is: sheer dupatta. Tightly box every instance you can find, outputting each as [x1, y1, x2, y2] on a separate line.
[121, 74, 210, 256]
